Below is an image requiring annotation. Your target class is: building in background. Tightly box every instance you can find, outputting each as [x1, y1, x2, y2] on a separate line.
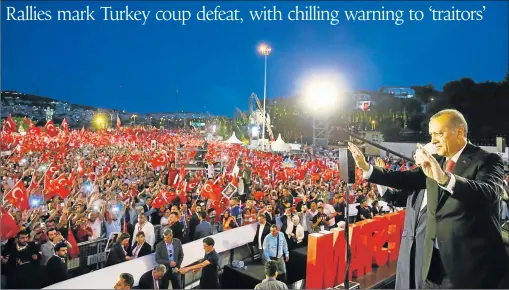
[380, 86, 415, 99]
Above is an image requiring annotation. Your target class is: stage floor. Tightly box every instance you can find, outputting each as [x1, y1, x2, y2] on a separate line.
[221, 246, 308, 289]
[221, 245, 397, 289]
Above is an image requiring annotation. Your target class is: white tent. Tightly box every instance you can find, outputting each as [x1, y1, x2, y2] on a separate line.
[225, 132, 244, 144]
[271, 134, 290, 152]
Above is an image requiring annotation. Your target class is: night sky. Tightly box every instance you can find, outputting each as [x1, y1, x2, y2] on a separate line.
[2, 1, 507, 116]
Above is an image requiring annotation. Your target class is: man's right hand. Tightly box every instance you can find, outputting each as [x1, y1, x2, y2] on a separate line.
[347, 142, 370, 171]
[170, 261, 176, 267]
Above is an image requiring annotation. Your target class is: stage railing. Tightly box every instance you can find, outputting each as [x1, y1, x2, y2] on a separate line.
[45, 223, 258, 289]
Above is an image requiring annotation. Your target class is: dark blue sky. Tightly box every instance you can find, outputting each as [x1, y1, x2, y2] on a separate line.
[2, 1, 508, 116]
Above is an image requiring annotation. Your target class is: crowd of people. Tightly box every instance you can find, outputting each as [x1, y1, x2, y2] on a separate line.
[0, 116, 407, 289]
[1, 114, 508, 289]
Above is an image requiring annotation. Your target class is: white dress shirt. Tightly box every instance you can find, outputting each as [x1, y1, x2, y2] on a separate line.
[258, 223, 266, 250]
[132, 221, 155, 248]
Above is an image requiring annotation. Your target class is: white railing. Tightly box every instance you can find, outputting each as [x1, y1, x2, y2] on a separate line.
[45, 223, 258, 289]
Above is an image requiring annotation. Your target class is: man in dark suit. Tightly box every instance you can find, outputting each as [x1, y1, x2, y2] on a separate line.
[189, 204, 202, 241]
[107, 233, 132, 266]
[45, 242, 69, 286]
[253, 213, 271, 263]
[194, 211, 213, 240]
[375, 157, 427, 290]
[348, 109, 509, 289]
[155, 227, 184, 289]
[138, 264, 169, 290]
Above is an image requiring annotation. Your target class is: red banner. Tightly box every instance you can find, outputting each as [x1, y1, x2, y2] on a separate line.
[306, 210, 405, 288]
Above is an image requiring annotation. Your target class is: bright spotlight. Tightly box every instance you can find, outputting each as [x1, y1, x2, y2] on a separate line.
[258, 44, 272, 56]
[95, 116, 105, 126]
[302, 72, 348, 113]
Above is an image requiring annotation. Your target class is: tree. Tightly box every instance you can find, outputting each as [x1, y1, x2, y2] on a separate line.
[411, 84, 440, 104]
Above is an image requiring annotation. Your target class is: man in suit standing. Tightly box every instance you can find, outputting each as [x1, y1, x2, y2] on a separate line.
[253, 213, 271, 264]
[138, 264, 169, 290]
[376, 157, 428, 290]
[189, 204, 202, 241]
[155, 227, 184, 289]
[45, 242, 69, 285]
[348, 109, 509, 289]
[194, 211, 213, 240]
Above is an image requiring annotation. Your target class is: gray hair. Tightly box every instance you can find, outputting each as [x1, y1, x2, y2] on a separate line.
[431, 109, 468, 135]
[163, 227, 173, 237]
[153, 264, 167, 274]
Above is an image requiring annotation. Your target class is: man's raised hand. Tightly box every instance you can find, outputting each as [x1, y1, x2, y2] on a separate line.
[347, 142, 370, 171]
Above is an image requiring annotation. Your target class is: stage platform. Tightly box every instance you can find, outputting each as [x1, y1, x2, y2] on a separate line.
[221, 246, 308, 289]
[220, 245, 396, 289]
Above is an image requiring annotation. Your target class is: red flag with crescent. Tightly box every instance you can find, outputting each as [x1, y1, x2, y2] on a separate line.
[44, 120, 59, 137]
[2, 115, 18, 133]
[4, 179, 29, 211]
[61, 118, 70, 133]
[1, 208, 19, 240]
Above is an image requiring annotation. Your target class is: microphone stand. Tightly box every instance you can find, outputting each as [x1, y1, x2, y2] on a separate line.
[336, 183, 359, 289]
[344, 183, 352, 289]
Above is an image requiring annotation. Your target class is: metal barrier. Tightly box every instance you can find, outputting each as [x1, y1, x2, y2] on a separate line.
[68, 238, 108, 272]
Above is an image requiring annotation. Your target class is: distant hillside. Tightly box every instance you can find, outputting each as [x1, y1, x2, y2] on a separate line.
[2, 91, 101, 111]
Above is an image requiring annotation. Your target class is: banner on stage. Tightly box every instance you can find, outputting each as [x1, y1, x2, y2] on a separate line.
[306, 211, 405, 289]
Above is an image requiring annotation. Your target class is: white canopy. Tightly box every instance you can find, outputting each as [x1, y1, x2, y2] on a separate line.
[271, 134, 290, 152]
[225, 132, 244, 144]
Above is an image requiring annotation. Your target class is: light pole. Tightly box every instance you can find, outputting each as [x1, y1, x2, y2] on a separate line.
[259, 44, 271, 150]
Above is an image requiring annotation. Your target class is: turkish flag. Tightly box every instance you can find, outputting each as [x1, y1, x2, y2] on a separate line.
[77, 159, 86, 177]
[116, 115, 121, 130]
[168, 169, 178, 185]
[44, 120, 59, 137]
[1, 208, 19, 240]
[179, 181, 188, 204]
[2, 115, 18, 133]
[23, 116, 32, 126]
[27, 125, 42, 136]
[61, 118, 70, 133]
[4, 180, 30, 211]
[151, 192, 168, 208]
[200, 180, 215, 200]
[151, 153, 168, 169]
[67, 223, 80, 258]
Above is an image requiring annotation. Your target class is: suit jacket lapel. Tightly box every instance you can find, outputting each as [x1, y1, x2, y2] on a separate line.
[437, 143, 475, 211]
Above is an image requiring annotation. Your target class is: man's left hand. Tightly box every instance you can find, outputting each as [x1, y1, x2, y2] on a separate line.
[415, 144, 449, 184]
[285, 256, 289, 262]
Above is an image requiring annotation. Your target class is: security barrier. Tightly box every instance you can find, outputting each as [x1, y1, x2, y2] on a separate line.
[68, 238, 108, 272]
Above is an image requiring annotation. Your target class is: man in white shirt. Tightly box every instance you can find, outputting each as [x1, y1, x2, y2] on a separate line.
[317, 201, 336, 228]
[253, 214, 270, 264]
[132, 214, 155, 249]
[87, 212, 103, 241]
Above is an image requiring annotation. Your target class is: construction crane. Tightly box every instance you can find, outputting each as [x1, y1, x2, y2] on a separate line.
[250, 93, 275, 141]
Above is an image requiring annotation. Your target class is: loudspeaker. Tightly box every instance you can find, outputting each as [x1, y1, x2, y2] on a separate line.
[338, 148, 356, 184]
